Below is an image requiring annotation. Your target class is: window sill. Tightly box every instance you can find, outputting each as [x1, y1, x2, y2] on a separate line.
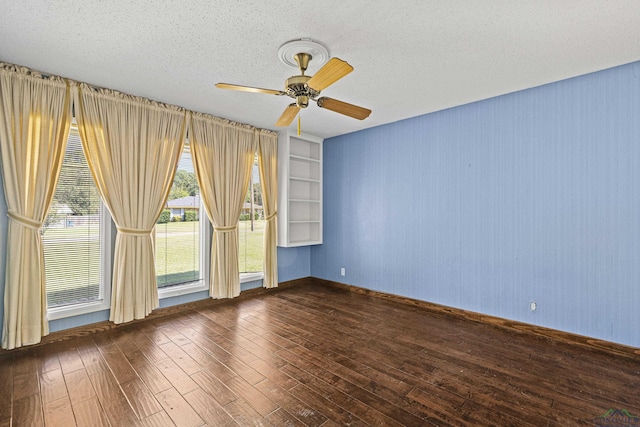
[240, 272, 264, 283]
[158, 279, 208, 299]
[158, 272, 264, 299]
[47, 300, 110, 321]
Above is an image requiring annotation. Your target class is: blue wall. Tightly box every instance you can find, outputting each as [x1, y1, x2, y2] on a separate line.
[278, 246, 311, 282]
[311, 61, 640, 348]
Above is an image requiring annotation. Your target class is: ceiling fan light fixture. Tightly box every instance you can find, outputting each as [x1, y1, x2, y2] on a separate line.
[278, 38, 329, 70]
[296, 95, 309, 108]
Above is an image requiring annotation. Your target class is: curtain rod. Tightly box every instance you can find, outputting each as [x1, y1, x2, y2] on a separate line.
[1, 61, 277, 137]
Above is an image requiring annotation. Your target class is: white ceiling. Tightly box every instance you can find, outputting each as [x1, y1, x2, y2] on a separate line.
[1, 1, 640, 139]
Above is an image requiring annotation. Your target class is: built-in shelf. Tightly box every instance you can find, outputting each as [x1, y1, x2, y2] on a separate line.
[278, 131, 323, 247]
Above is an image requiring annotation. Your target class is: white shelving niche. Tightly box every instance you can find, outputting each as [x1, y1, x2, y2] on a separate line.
[278, 131, 323, 247]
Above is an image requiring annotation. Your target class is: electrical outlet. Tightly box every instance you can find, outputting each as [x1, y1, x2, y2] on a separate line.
[529, 301, 537, 311]
[340, 268, 345, 276]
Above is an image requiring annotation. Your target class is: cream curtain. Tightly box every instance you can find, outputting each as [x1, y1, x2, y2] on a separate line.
[257, 130, 278, 288]
[0, 64, 72, 349]
[73, 84, 187, 324]
[190, 114, 257, 298]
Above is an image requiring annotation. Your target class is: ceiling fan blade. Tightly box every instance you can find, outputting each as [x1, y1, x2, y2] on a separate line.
[316, 97, 371, 120]
[275, 104, 301, 127]
[215, 83, 285, 96]
[306, 58, 354, 92]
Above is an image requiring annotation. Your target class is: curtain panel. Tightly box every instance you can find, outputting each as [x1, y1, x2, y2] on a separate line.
[73, 83, 187, 324]
[257, 130, 278, 288]
[0, 64, 72, 349]
[190, 113, 257, 298]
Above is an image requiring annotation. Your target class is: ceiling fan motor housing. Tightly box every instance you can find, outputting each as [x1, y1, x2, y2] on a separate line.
[285, 75, 319, 108]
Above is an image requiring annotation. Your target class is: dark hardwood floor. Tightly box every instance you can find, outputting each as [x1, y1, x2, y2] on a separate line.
[1, 282, 639, 426]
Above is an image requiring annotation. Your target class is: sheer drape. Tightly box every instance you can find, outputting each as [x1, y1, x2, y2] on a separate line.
[0, 64, 72, 349]
[257, 130, 278, 288]
[73, 84, 187, 323]
[190, 114, 257, 298]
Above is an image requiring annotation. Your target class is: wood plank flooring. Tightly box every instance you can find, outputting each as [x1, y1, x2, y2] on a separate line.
[1, 282, 639, 426]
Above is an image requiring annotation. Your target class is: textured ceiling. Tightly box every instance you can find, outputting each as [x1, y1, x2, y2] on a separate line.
[1, 1, 640, 139]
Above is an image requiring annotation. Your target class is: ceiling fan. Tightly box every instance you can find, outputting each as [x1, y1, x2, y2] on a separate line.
[216, 39, 371, 127]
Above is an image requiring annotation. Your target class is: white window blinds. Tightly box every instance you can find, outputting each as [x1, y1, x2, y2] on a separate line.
[43, 129, 104, 308]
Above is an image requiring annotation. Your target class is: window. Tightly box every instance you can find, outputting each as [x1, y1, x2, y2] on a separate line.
[43, 133, 261, 316]
[43, 128, 111, 318]
[156, 143, 206, 290]
[239, 154, 264, 275]
[158, 147, 263, 289]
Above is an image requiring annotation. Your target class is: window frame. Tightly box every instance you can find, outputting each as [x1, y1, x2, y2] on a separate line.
[156, 141, 210, 298]
[157, 206, 211, 299]
[46, 203, 113, 320]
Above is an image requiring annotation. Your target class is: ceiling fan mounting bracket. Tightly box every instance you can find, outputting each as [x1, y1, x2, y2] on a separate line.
[278, 38, 329, 70]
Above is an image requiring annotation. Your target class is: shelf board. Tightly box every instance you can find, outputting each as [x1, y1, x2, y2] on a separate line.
[290, 176, 320, 183]
[290, 154, 320, 163]
[290, 198, 321, 203]
[282, 239, 322, 247]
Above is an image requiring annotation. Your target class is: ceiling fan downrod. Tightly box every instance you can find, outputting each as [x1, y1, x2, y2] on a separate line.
[294, 52, 311, 75]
